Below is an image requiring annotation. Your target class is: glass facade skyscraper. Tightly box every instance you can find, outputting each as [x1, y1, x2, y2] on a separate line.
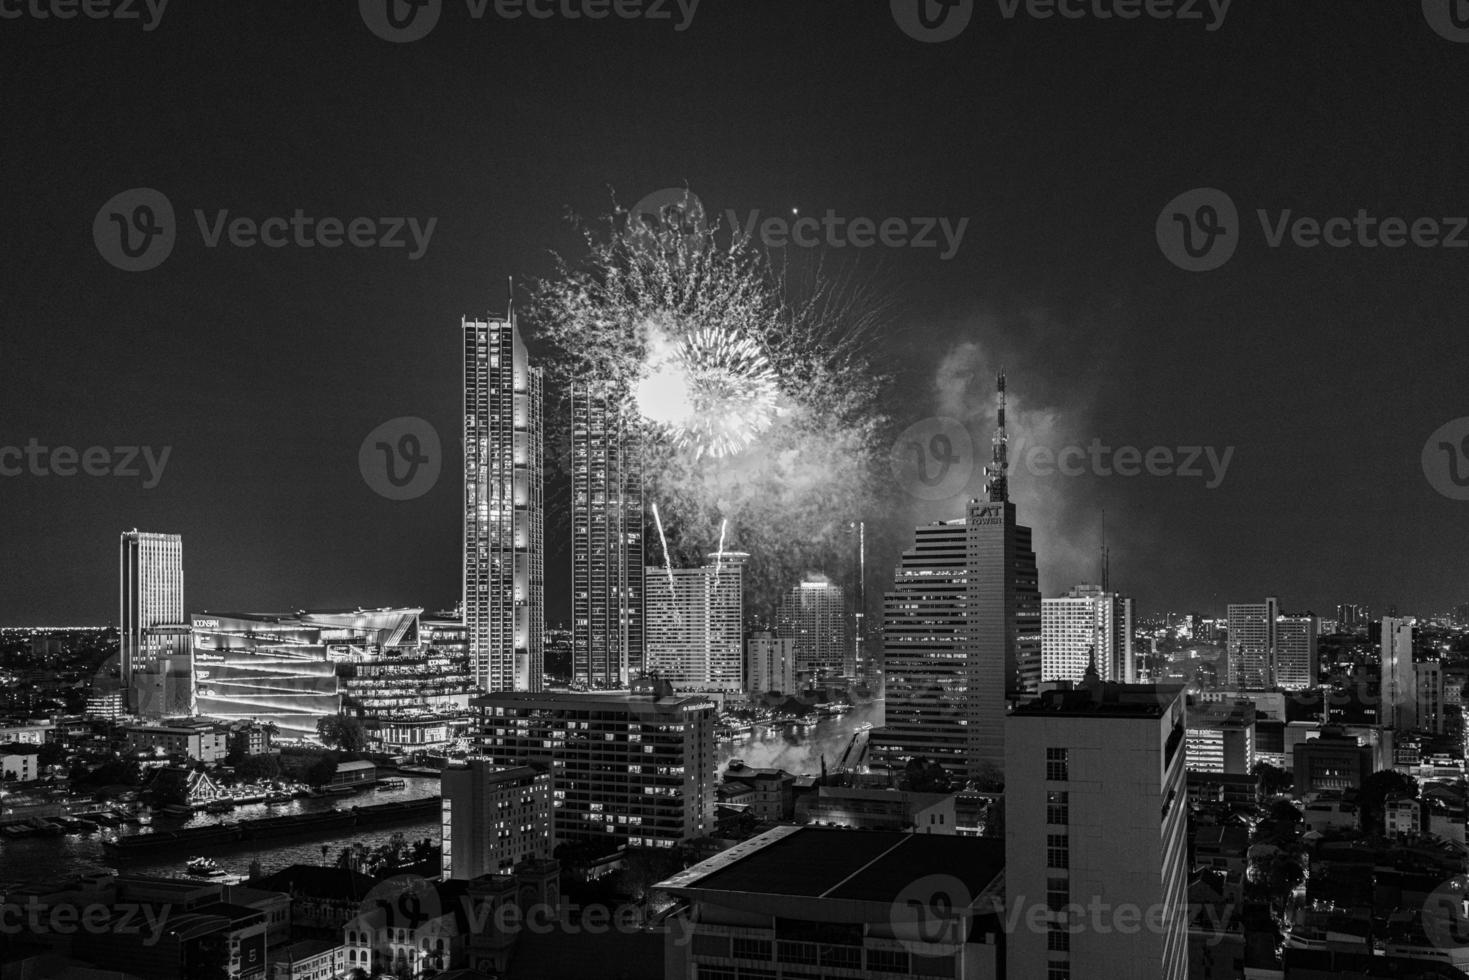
[119, 530, 185, 713]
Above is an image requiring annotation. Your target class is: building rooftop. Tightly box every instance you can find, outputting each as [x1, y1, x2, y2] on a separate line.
[657, 826, 1004, 904]
[1011, 683, 1183, 719]
[472, 690, 715, 713]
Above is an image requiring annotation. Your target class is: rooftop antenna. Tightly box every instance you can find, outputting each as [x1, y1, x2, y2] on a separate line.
[507, 275, 515, 321]
[984, 372, 1009, 503]
[1101, 508, 1110, 592]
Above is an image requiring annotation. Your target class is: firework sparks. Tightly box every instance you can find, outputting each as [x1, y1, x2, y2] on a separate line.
[651, 501, 675, 595]
[634, 323, 780, 459]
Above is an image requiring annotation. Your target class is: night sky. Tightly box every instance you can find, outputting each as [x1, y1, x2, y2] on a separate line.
[3, 0, 1467, 625]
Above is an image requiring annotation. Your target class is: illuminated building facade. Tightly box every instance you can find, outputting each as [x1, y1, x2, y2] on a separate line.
[119, 530, 185, 713]
[571, 381, 644, 689]
[1274, 612, 1319, 690]
[464, 309, 544, 693]
[1041, 584, 1135, 684]
[644, 552, 744, 695]
[190, 612, 345, 737]
[339, 613, 477, 750]
[1225, 597, 1278, 688]
[776, 577, 846, 682]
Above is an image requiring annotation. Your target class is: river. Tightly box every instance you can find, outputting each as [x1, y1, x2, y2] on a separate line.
[717, 699, 884, 775]
[0, 775, 442, 884]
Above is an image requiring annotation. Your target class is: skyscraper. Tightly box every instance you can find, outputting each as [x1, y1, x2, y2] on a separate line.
[1273, 612, 1319, 690]
[463, 308, 544, 693]
[1041, 583, 1135, 684]
[1006, 681, 1189, 980]
[1382, 616, 1416, 730]
[571, 382, 644, 689]
[119, 530, 185, 713]
[644, 552, 744, 694]
[776, 576, 846, 682]
[1225, 597, 1278, 689]
[871, 374, 1040, 781]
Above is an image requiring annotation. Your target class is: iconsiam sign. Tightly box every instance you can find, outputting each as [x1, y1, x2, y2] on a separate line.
[526, 205, 893, 618]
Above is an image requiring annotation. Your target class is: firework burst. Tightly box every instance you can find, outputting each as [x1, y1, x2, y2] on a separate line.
[527, 196, 893, 618]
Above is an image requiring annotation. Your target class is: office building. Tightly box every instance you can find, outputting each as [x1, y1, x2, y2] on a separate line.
[1293, 729, 1373, 793]
[471, 679, 716, 848]
[120, 530, 186, 713]
[1274, 612, 1319, 690]
[571, 381, 644, 689]
[871, 374, 1041, 781]
[844, 519, 870, 682]
[1383, 617, 1416, 730]
[1006, 681, 1189, 980]
[1185, 700, 1256, 774]
[1416, 659, 1445, 735]
[745, 632, 797, 695]
[657, 826, 1006, 980]
[776, 576, 847, 681]
[440, 761, 554, 878]
[463, 308, 544, 693]
[1041, 583, 1135, 684]
[1226, 597, 1278, 688]
[644, 552, 744, 694]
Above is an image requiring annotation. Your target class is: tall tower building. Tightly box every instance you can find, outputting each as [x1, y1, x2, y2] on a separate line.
[871, 374, 1041, 781]
[1273, 613, 1319, 690]
[843, 520, 869, 683]
[644, 552, 744, 694]
[1006, 682, 1189, 980]
[119, 530, 185, 712]
[463, 308, 544, 693]
[776, 576, 847, 682]
[1225, 597, 1278, 689]
[571, 382, 644, 689]
[1041, 584, 1135, 684]
[1382, 616, 1416, 730]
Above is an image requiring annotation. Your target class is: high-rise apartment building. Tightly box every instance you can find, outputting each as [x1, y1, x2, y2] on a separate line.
[1225, 598, 1279, 688]
[571, 382, 644, 690]
[1185, 700, 1256, 774]
[1041, 583, 1135, 684]
[745, 632, 797, 696]
[776, 577, 846, 681]
[440, 761, 554, 878]
[871, 374, 1040, 782]
[1382, 617, 1416, 731]
[1006, 681, 1189, 980]
[471, 680, 716, 848]
[119, 530, 186, 714]
[1416, 660, 1445, 735]
[463, 309, 544, 693]
[644, 552, 744, 695]
[1274, 613, 1319, 690]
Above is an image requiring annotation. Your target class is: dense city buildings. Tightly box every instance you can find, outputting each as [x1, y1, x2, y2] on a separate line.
[119, 530, 186, 715]
[643, 552, 744, 696]
[463, 309, 545, 693]
[1041, 583, 1135, 684]
[872, 375, 1041, 781]
[440, 761, 554, 878]
[1226, 597, 1278, 688]
[744, 632, 797, 696]
[1006, 680, 1188, 980]
[570, 381, 645, 690]
[775, 576, 847, 682]
[470, 679, 716, 849]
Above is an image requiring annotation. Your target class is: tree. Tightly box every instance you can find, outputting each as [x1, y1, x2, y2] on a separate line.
[317, 715, 369, 753]
[307, 753, 339, 788]
[1269, 800, 1302, 826]
[1359, 769, 1418, 833]
[1252, 761, 1292, 796]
